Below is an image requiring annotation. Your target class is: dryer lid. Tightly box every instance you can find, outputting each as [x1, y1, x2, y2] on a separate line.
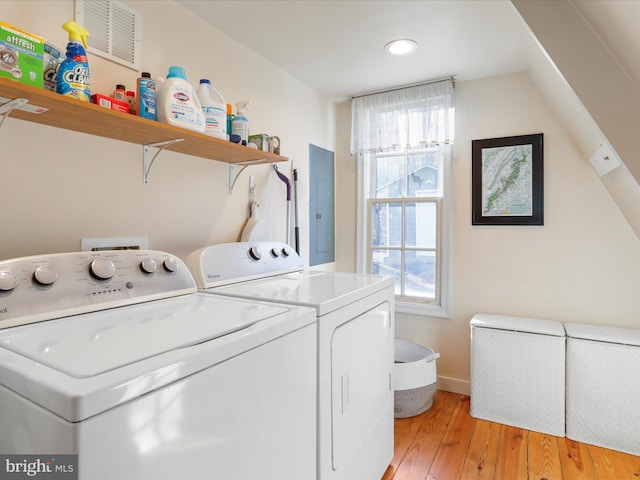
[212, 270, 394, 316]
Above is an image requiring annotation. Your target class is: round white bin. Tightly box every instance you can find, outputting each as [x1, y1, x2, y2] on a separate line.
[394, 340, 439, 418]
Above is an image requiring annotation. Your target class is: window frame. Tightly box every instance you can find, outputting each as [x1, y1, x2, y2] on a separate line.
[358, 145, 451, 318]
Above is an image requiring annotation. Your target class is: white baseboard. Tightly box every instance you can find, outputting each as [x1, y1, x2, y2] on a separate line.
[437, 375, 470, 396]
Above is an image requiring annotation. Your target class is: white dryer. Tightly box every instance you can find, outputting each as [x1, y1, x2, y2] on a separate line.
[186, 242, 395, 480]
[0, 249, 317, 479]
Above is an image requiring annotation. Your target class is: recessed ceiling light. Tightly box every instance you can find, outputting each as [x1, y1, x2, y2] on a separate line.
[384, 39, 418, 55]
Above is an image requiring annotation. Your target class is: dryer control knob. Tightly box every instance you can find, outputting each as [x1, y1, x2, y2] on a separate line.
[89, 258, 116, 280]
[249, 246, 262, 261]
[140, 258, 158, 274]
[0, 271, 18, 291]
[281, 246, 292, 257]
[33, 266, 57, 285]
[271, 248, 281, 257]
[163, 257, 179, 272]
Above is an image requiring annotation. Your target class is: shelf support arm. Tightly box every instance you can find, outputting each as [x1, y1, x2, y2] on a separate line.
[143, 139, 185, 185]
[0, 98, 28, 131]
[229, 159, 268, 194]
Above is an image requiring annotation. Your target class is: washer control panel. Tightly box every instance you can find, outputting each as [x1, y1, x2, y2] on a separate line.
[185, 242, 302, 289]
[0, 250, 196, 330]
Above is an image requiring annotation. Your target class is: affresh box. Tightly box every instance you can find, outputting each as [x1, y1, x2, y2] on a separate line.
[0, 21, 45, 88]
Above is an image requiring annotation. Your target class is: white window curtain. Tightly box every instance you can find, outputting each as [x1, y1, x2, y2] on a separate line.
[350, 79, 455, 154]
[350, 80, 455, 315]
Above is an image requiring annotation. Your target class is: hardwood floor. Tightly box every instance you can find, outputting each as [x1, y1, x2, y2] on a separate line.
[382, 390, 640, 480]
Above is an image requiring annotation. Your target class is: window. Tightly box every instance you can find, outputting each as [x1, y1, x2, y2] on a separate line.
[351, 80, 454, 317]
[370, 147, 442, 302]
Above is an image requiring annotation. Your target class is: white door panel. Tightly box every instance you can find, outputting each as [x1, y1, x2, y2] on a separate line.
[330, 303, 391, 471]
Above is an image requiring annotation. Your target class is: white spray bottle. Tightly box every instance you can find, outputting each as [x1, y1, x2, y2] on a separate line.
[231, 100, 250, 145]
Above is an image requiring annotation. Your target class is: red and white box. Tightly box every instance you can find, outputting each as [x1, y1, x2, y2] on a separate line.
[91, 93, 129, 113]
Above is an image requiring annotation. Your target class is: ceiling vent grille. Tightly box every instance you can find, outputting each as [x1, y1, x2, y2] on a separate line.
[75, 0, 140, 70]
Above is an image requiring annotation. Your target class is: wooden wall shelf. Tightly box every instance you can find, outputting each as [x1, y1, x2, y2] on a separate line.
[0, 77, 288, 165]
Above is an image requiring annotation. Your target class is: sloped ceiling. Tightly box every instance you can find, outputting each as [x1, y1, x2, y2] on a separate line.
[573, 0, 640, 91]
[514, 0, 640, 238]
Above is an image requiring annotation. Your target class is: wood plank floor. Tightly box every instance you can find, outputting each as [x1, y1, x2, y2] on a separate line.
[382, 390, 640, 480]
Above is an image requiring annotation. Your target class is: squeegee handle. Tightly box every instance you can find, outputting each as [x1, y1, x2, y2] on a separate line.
[293, 169, 300, 254]
[273, 166, 291, 200]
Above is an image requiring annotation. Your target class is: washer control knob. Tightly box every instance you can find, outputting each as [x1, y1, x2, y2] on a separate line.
[249, 246, 262, 261]
[271, 248, 281, 257]
[0, 271, 18, 291]
[89, 258, 116, 280]
[281, 246, 292, 257]
[163, 257, 179, 272]
[33, 266, 57, 286]
[140, 258, 158, 274]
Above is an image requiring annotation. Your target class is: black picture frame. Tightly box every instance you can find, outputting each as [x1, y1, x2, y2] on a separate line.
[472, 133, 544, 226]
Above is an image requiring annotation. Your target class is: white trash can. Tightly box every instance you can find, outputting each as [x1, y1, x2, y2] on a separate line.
[394, 340, 439, 418]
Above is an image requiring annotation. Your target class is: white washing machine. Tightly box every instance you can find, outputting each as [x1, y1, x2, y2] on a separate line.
[0, 249, 317, 479]
[186, 242, 395, 480]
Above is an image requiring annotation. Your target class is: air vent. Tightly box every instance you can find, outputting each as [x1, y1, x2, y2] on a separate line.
[75, 0, 140, 70]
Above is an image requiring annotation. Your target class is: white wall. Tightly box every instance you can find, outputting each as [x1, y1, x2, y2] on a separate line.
[335, 71, 640, 391]
[1, 0, 334, 263]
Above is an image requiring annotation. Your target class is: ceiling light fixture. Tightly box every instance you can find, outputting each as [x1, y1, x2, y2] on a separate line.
[384, 39, 418, 55]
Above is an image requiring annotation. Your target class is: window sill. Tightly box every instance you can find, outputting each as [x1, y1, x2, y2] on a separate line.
[395, 300, 450, 319]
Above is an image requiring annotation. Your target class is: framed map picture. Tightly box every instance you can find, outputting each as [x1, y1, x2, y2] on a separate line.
[472, 133, 543, 226]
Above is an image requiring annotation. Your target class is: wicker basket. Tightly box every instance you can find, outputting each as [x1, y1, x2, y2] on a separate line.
[394, 340, 439, 418]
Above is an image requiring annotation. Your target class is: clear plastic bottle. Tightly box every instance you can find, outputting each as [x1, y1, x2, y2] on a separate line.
[156, 66, 205, 133]
[196, 79, 227, 139]
[112, 84, 126, 101]
[125, 90, 136, 114]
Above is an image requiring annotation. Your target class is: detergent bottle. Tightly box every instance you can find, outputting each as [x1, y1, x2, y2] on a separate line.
[197, 79, 227, 139]
[157, 66, 205, 133]
[56, 21, 91, 101]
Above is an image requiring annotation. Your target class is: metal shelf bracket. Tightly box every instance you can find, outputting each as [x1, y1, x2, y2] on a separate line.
[143, 138, 184, 185]
[0, 98, 28, 131]
[229, 159, 268, 194]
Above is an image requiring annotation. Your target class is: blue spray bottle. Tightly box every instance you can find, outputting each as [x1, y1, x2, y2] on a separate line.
[56, 21, 91, 101]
